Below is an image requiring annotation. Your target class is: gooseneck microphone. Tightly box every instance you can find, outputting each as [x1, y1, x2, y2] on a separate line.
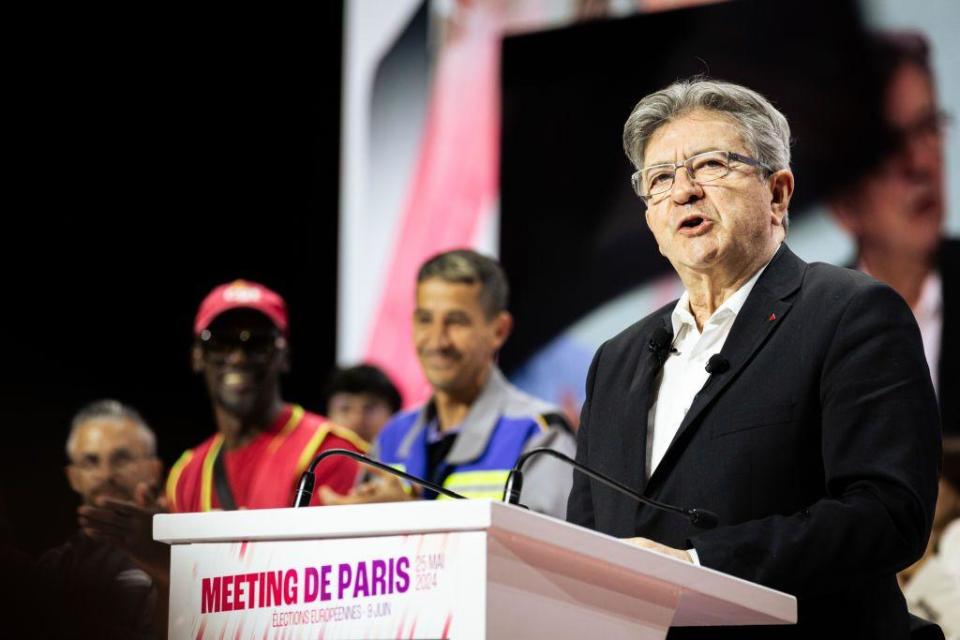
[292, 448, 466, 507]
[705, 354, 730, 374]
[503, 447, 719, 529]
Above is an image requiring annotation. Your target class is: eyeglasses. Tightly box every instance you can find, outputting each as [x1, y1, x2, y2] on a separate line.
[891, 109, 952, 149]
[198, 328, 281, 363]
[631, 150, 771, 203]
[72, 451, 150, 474]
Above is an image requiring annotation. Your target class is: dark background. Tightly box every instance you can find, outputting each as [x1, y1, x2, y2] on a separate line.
[3, 5, 345, 556]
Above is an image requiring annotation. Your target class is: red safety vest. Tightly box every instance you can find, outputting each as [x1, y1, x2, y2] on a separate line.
[166, 404, 368, 512]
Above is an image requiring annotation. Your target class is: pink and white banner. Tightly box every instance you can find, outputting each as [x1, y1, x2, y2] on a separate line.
[169, 531, 486, 639]
[338, 0, 655, 407]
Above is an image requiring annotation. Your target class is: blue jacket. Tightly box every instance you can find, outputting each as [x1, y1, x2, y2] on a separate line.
[375, 367, 576, 518]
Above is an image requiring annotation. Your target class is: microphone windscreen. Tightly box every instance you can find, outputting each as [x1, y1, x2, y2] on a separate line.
[705, 355, 730, 374]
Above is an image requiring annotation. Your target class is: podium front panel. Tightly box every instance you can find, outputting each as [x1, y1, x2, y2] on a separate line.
[157, 502, 795, 638]
[169, 531, 486, 639]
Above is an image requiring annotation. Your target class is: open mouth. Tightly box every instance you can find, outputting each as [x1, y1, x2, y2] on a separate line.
[678, 215, 707, 231]
[221, 370, 259, 390]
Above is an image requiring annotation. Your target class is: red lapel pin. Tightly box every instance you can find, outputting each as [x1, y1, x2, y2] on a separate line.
[768, 312, 777, 322]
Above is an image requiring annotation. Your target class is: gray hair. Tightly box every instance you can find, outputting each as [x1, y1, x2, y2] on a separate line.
[623, 78, 792, 226]
[417, 249, 509, 319]
[623, 78, 792, 171]
[66, 399, 157, 460]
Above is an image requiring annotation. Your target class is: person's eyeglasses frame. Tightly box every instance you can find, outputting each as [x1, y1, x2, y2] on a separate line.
[631, 150, 772, 205]
[891, 109, 952, 150]
[70, 451, 154, 475]
[198, 328, 283, 364]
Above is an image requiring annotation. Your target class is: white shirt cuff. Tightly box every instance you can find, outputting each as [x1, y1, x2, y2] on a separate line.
[687, 548, 701, 566]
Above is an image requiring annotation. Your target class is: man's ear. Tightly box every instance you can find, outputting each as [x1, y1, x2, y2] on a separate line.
[769, 170, 794, 227]
[65, 465, 81, 494]
[145, 457, 164, 487]
[491, 311, 513, 351]
[277, 336, 291, 374]
[191, 343, 204, 373]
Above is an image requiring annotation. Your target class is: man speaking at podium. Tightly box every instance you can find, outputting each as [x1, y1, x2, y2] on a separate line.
[566, 78, 941, 638]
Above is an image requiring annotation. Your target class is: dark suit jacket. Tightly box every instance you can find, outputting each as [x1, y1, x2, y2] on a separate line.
[567, 245, 941, 639]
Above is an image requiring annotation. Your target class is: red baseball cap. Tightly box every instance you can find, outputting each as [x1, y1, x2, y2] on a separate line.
[194, 280, 289, 336]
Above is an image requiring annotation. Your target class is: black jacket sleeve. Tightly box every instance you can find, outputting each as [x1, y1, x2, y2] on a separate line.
[688, 282, 941, 597]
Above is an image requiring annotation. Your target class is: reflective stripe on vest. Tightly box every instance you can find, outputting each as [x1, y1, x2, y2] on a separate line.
[165, 450, 193, 512]
[185, 405, 308, 512]
[438, 469, 510, 500]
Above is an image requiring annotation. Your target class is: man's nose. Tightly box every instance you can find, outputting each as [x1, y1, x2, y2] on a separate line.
[225, 346, 249, 365]
[340, 409, 362, 430]
[903, 135, 941, 177]
[422, 321, 451, 348]
[89, 464, 110, 479]
[670, 166, 704, 204]
[87, 461, 116, 481]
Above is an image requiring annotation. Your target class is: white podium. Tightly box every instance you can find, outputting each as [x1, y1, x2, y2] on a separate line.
[154, 500, 795, 639]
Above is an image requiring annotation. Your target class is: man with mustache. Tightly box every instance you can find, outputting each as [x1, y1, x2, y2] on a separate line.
[323, 250, 576, 518]
[566, 78, 940, 637]
[36, 400, 163, 639]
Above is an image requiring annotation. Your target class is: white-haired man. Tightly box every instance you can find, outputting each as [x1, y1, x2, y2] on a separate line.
[567, 78, 940, 638]
[37, 400, 164, 639]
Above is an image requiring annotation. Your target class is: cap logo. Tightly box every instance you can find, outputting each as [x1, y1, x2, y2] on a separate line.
[223, 283, 262, 304]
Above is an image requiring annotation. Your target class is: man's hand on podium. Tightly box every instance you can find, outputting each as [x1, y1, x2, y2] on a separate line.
[77, 481, 172, 586]
[319, 465, 419, 506]
[623, 537, 693, 564]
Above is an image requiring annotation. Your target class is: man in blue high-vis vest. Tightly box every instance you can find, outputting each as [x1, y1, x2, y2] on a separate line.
[322, 249, 576, 518]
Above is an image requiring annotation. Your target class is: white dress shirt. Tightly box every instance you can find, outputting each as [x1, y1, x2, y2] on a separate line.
[645, 258, 773, 565]
[646, 259, 772, 478]
[913, 271, 943, 396]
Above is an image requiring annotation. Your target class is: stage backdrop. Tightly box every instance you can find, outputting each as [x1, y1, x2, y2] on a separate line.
[339, 0, 960, 419]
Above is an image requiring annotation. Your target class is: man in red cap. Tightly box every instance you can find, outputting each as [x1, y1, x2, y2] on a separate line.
[76, 281, 366, 633]
[167, 279, 368, 511]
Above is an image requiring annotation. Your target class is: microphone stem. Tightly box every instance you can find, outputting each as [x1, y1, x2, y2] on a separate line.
[304, 448, 465, 502]
[514, 447, 696, 522]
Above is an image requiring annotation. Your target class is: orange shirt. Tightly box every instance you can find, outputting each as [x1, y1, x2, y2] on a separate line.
[166, 404, 368, 512]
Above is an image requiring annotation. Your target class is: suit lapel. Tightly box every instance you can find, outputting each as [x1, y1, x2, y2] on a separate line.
[612, 305, 673, 504]
[647, 245, 806, 489]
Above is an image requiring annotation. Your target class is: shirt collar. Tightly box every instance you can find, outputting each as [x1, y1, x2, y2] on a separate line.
[404, 366, 506, 462]
[914, 270, 943, 321]
[670, 249, 777, 337]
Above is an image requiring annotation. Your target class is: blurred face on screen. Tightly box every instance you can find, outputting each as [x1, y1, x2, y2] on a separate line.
[66, 418, 161, 506]
[834, 63, 944, 261]
[642, 108, 789, 278]
[413, 278, 511, 398]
